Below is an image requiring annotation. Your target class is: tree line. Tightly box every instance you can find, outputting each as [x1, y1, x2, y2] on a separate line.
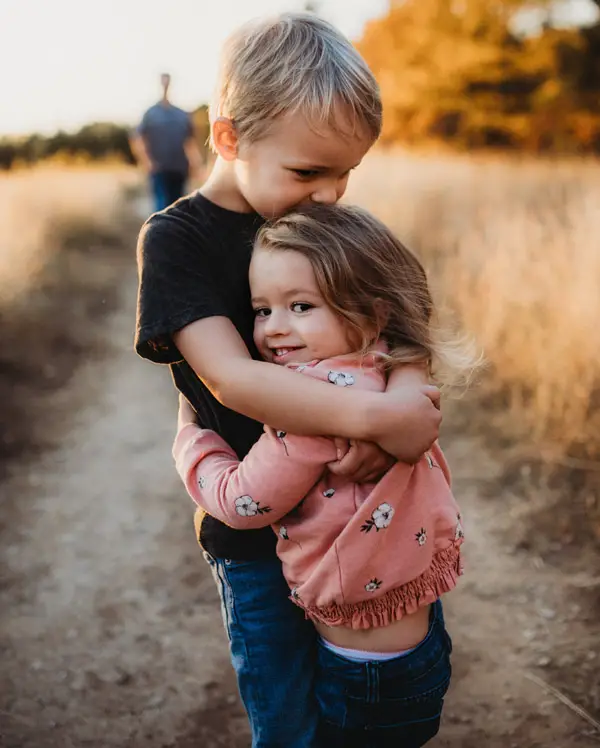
[0, 107, 210, 171]
[357, 0, 600, 152]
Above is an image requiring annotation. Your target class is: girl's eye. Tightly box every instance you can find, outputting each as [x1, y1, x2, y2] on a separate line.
[254, 308, 271, 318]
[291, 302, 313, 313]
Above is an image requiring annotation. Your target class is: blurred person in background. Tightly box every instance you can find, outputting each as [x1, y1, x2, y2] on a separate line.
[130, 73, 203, 212]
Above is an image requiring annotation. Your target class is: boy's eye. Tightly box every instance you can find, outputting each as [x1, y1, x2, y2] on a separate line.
[254, 308, 271, 318]
[291, 168, 320, 179]
[291, 302, 313, 313]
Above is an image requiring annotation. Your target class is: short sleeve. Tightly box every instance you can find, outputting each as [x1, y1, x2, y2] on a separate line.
[136, 109, 150, 137]
[135, 213, 228, 364]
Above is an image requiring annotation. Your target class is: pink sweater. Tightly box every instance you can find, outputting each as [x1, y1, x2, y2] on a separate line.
[173, 349, 464, 630]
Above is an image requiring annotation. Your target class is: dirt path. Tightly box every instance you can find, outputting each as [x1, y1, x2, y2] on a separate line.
[1, 264, 597, 747]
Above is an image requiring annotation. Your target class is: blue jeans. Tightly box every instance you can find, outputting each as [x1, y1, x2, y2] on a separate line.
[204, 553, 319, 748]
[315, 600, 452, 748]
[150, 170, 187, 212]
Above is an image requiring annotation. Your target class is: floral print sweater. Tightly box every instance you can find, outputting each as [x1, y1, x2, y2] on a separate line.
[173, 349, 464, 630]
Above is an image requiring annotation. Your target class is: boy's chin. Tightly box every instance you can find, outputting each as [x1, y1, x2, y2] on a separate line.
[253, 199, 300, 220]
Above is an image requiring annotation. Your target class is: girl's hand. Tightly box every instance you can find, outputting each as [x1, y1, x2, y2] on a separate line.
[328, 438, 395, 483]
[177, 393, 197, 432]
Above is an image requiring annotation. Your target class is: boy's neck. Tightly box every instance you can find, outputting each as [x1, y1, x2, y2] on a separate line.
[201, 157, 255, 214]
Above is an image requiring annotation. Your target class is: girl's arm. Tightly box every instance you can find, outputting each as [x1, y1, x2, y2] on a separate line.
[174, 317, 441, 462]
[173, 416, 336, 529]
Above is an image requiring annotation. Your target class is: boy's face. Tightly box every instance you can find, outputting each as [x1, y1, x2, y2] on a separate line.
[233, 111, 374, 218]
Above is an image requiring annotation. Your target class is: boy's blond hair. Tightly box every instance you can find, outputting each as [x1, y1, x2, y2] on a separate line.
[211, 12, 382, 146]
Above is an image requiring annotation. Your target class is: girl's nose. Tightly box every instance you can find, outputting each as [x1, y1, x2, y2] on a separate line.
[264, 309, 289, 336]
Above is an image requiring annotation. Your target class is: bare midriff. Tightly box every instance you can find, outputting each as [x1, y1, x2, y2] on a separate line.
[314, 603, 431, 653]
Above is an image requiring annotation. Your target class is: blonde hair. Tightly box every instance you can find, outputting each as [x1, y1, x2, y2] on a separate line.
[255, 204, 479, 390]
[211, 12, 382, 146]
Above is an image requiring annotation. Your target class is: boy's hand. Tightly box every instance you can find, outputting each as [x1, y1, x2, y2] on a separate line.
[373, 384, 441, 463]
[177, 394, 197, 432]
[328, 438, 395, 483]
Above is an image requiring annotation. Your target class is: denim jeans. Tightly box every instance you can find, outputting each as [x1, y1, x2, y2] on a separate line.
[150, 170, 187, 212]
[204, 553, 319, 748]
[315, 600, 452, 748]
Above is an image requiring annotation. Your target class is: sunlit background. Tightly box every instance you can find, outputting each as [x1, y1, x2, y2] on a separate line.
[2, 2, 600, 747]
[3, 0, 389, 136]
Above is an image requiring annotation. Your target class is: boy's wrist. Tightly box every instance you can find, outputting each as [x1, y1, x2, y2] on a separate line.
[355, 391, 388, 443]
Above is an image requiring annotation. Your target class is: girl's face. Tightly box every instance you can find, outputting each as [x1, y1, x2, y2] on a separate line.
[250, 248, 355, 365]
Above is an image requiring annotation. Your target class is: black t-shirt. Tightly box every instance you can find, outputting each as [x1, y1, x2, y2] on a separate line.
[135, 191, 277, 560]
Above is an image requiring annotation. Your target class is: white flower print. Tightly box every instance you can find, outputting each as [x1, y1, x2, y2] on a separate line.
[455, 516, 465, 541]
[327, 371, 355, 387]
[373, 503, 395, 529]
[279, 526, 289, 540]
[234, 496, 272, 517]
[426, 452, 441, 469]
[197, 476, 206, 489]
[235, 496, 258, 516]
[365, 578, 382, 593]
[323, 488, 335, 498]
[415, 527, 427, 546]
[361, 503, 395, 533]
[276, 430, 289, 456]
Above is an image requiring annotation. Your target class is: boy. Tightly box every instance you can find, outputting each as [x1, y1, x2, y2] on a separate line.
[135, 13, 441, 748]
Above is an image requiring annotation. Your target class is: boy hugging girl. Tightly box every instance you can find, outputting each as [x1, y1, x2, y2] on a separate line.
[136, 12, 472, 748]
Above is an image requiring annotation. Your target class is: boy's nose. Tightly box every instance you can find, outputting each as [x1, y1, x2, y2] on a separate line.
[310, 182, 340, 205]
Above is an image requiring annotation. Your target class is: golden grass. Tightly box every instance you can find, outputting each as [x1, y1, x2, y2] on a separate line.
[346, 151, 600, 456]
[0, 165, 141, 463]
[0, 164, 140, 304]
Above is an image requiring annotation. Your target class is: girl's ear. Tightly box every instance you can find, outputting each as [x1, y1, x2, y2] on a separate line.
[212, 117, 239, 161]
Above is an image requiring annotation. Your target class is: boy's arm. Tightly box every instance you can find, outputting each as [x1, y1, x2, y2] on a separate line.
[174, 317, 441, 462]
[129, 132, 153, 173]
[173, 420, 336, 529]
[328, 365, 436, 479]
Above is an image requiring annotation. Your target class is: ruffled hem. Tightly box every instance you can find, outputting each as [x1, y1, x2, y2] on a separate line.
[292, 543, 463, 630]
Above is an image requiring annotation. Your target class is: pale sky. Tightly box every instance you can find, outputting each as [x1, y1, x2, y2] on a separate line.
[1, 0, 387, 137]
[2, 0, 597, 137]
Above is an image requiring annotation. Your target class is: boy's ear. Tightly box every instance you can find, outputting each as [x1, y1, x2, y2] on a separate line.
[212, 117, 239, 161]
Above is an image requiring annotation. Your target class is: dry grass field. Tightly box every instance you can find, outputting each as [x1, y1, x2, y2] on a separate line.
[0, 165, 140, 464]
[347, 151, 600, 459]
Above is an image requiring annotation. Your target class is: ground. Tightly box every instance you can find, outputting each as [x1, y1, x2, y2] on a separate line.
[0, 258, 598, 747]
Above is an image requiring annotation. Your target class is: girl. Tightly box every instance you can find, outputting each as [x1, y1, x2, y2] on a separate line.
[174, 203, 471, 747]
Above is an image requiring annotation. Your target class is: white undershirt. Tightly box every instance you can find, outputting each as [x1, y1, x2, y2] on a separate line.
[320, 637, 414, 663]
